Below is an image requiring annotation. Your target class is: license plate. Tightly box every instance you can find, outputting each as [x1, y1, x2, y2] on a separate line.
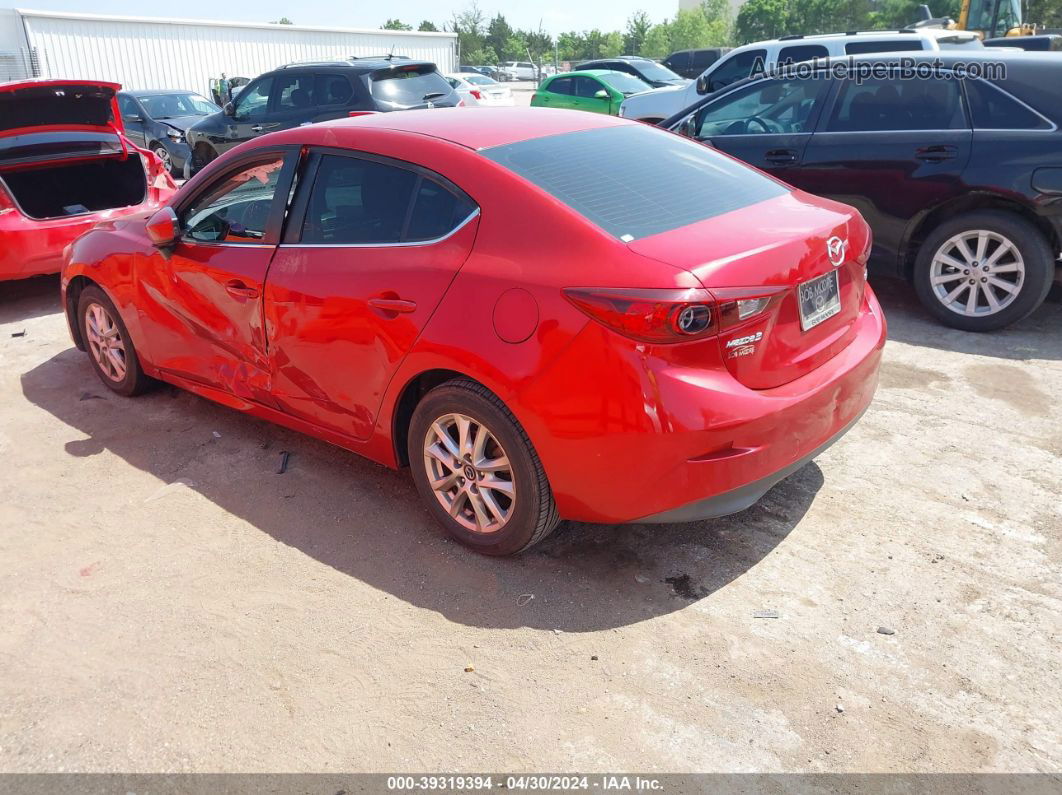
[797, 271, 841, 331]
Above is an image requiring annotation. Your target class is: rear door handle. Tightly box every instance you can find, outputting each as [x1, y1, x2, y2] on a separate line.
[368, 297, 417, 315]
[765, 148, 798, 164]
[915, 145, 957, 163]
[225, 279, 259, 299]
[250, 124, 278, 133]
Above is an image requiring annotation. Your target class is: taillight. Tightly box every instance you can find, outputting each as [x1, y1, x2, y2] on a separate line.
[563, 288, 717, 344]
[711, 286, 788, 332]
[470, 89, 483, 100]
[0, 181, 15, 215]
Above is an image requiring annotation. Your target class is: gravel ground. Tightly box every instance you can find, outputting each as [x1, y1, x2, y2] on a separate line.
[0, 274, 1059, 773]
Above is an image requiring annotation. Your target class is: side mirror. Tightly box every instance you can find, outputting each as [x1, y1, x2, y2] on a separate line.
[696, 75, 709, 94]
[146, 206, 179, 247]
[681, 116, 698, 138]
[224, 101, 234, 116]
[125, 114, 142, 123]
[594, 89, 609, 99]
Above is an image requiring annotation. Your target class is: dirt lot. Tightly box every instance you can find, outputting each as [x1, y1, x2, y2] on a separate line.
[0, 274, 1059, 773]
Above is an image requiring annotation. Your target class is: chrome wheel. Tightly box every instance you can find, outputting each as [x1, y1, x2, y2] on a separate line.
[423, 412, 515, 534]
[929, 230, 1025, 317]
[84, 302, 127, 383]
[151, 144, 172, 173]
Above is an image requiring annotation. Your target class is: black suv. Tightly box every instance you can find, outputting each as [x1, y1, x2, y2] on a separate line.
[575, 56, 687, 88]
[664, 51, 1062, 331]
[662, 48, 731, 80]
[184, 58, 460, 176]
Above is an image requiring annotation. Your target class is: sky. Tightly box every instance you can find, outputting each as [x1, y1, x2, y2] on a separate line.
[1, 0, 680, 36]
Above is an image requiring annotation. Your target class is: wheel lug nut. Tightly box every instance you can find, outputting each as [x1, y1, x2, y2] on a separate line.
[981, 277, 987, 283]
[969, 279, 975, 284]
[963, 270, 969, 275]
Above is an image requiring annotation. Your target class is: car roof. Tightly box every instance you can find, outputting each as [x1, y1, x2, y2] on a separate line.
[270, 57, 432, 72]
[305, 106, 631, 150]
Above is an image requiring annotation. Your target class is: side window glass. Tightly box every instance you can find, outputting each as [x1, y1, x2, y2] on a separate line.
[844, 40, 924, 55]
[708, 49, 766, 91]
[573, 77, 603, 98]
[695, 78, 828, 137]
[406, 179, 476, 241]
[965, 79, 1050, 130]
[301, 155, 417, 244]
[182, 157, 285, 243]
[777, 44, 829, 65]
[118, 96, 140, 119]
[315, 74, 354, 107]
[826, 77, 965, 132]
[233, 78, 272, 120]
[548, 77, 573, 95]
[274, 74, 315, 112]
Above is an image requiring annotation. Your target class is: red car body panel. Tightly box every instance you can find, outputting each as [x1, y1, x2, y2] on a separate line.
[62, 108, 885, 526]
[0, 79, 176, 280]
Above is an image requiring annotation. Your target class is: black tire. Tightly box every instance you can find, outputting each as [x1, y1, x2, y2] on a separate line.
[913, 210, 1055, 332]
[77, 285, 153, 396]
[149, 142, 174, 176]
[407, 379, 559, 556]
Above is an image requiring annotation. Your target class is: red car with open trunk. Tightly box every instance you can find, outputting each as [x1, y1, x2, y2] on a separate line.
[0, 79, 176, 281]
[62, 108, 885, 555]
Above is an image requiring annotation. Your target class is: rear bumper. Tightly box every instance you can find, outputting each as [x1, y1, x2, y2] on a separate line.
[634, 405, 867, 523]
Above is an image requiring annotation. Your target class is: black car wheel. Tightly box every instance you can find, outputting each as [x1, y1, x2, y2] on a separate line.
[150, 143, 173, 175]
[913, 211, 1056, 332]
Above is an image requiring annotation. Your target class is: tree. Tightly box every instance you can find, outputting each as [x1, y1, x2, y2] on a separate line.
[417, 20, 439, 32]
[486, 14, 515, 59]
[448, 3, 487, 62]
[734, 0, 791, 43]
[624, 11, 652, 55]
[271, 17, 294, 24]
[382, 19, 413, 30]
[641, 22, 672, 58]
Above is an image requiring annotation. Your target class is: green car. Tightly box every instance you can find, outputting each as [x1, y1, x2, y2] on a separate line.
[530, 69, 652, 115]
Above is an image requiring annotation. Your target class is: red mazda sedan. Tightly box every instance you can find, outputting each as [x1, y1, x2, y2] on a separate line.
[0, 79, 175, 281]
[62, 108, 885, 555]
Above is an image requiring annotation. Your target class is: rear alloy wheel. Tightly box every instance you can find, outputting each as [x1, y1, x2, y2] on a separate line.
[78, 286, 152, 396]
[150, 143, 173, 175]
[408, 380, 559, 555]
[914, 211, 1055, 332]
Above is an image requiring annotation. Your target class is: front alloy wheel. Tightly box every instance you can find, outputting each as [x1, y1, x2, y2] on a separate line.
[84, 302, 128, 383]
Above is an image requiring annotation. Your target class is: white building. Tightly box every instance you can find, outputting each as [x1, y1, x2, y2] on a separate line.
[0, 8, 458, 95]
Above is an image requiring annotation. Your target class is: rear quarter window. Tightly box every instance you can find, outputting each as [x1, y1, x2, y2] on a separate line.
[844, 40, 925, 55]
[965, 78, 1052, 129]
[481, 124, 786, 242]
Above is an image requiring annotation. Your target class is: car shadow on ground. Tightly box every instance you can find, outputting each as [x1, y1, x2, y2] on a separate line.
[21, 348, 824, 632]
[871, 275, 1062, 361]
[0, 275, 62, 325]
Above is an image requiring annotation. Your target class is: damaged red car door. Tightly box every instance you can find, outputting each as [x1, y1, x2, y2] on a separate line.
[135, 150, 296, 402]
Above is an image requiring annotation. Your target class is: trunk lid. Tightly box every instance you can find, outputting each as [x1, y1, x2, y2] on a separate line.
[0, 80, 125, 167]
[628, 190, 871, 390]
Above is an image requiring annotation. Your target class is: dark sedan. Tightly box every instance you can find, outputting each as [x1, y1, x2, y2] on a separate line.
[117, 90, 220, 175]
[664, 51, 1062, 332]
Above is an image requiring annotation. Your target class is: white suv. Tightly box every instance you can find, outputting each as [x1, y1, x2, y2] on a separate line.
[499, 61, 538, 81]
[619, 29, 982, 123]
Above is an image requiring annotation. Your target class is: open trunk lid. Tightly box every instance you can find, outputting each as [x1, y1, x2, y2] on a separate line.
[629, 191, 871, 390]
[0, 79, 125, 167]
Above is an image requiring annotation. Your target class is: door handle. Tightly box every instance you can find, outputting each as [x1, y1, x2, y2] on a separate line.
[915, 145, 957, 163]
[368, 297, 417, 315]
[765, 148, 798, 164]
[250, 125, 264, 132]
[225, 279, 259, 299]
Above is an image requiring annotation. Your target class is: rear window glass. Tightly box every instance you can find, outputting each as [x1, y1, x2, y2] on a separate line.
[481, 125, 786, 242]
[777, 44, 829, 64]
[371, 66, 452, 107]
[965, 78, 1051, 130]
